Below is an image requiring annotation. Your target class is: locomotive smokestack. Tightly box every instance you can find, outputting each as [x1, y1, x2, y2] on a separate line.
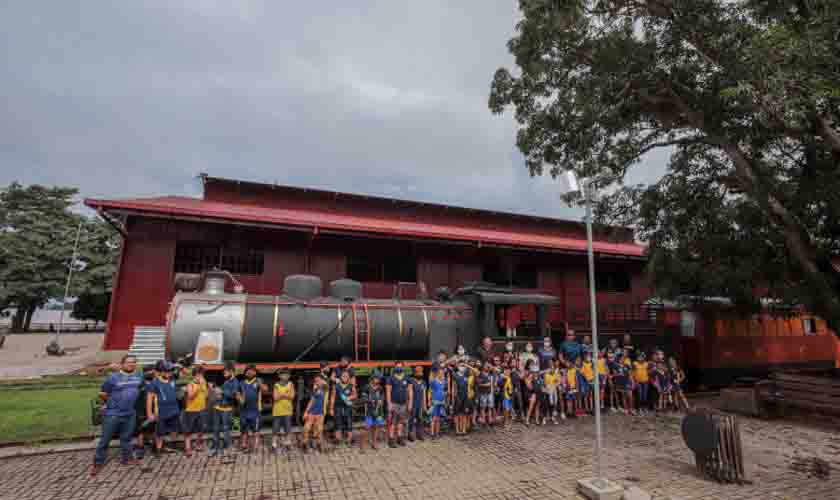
[203, 270, 228, 295]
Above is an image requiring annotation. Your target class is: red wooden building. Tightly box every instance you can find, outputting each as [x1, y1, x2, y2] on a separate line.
[86, 174, 651, 353]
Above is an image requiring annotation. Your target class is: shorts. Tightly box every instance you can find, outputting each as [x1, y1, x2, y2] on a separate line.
[156, 415, 179, 436]
[430, 402, 446, 418]
[334, 407, 353, 432]
[479, 393, 494, 409]
[453, 397, 467, 416]
[579, 380, 591, 395]
[565, 390, 577, 401]
[182, 411, 206, 434]
[389, 403, 407, 422]
[502, 399, 512, 411]
[465, 398, 475, 414]
[240, 414, 260, 433]
[272, 415, 292, 434]
[365, 416, 386, 428]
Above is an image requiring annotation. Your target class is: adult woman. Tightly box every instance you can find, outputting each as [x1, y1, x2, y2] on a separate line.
[519, 342, 538, 371]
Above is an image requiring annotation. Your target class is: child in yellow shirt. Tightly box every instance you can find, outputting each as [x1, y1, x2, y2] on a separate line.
[632, 352, 651, 416]
[580, 352, 595, 414]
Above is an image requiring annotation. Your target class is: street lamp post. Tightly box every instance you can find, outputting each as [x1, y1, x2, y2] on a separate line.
[583, 179, 604, 481]
[54, 219, 84, 348]
[560, 171, 624, 499]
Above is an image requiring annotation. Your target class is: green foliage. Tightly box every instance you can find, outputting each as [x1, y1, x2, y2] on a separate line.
[0, 183, 121, 331]
[490, 1, 840, 331]
[72, 292, 111, 324]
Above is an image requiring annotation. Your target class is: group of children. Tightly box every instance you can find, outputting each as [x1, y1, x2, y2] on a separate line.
[97, 338, 691, 471]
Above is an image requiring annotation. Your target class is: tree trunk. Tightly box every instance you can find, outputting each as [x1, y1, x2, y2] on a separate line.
[22, 306, 35, 333]
[11, 310, 23, 332]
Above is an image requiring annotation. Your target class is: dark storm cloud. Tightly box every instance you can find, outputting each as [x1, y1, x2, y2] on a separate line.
[1, 1, 666, 220]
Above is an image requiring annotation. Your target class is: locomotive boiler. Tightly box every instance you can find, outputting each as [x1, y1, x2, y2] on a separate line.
[165, 270, 559, 367]
[166, 271, 480, 364]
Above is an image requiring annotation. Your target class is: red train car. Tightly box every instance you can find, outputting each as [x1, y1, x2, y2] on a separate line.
[659, 303, 840, 387]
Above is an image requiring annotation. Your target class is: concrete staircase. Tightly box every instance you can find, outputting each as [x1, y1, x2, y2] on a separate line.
[127, 326, 166, 366]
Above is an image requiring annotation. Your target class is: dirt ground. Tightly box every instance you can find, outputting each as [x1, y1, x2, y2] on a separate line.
[0, 333, 104, 379]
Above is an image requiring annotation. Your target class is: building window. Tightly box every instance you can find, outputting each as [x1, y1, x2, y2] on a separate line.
[482, 261, 506, 285]
[221, 247, 264, 275]
[595, 270, 631, 292]
[803, 318, 817, 335]
[347, 255, 417, 283]
[174, 244, 220, 274]
[482, 257, 538, 288]
[173, 243, 264, 275]
[512, 261, 538, 289]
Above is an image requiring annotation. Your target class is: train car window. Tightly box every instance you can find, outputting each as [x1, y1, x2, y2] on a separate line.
[803, 318, 817, 335]
[680, 311, 696, 337]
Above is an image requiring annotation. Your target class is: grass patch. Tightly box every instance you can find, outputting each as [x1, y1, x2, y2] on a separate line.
[0, 386, 97, 444]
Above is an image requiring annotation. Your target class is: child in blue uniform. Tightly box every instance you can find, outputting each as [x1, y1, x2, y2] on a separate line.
[477, 363, 494, 428]
[331, 369, 356, 448]
[239, 365, 264, 453]
[303, 374, 328, 452]
[363, 374, 386, 449]
[147, 360, 180, 456]
[409, 366, 427, 441]
[653, 361, 671, 412]
[428, 363, 447, 438]
[668, 357, 690, 411]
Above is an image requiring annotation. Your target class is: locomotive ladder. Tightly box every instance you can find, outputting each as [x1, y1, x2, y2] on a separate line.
[352, 303, 371, 361]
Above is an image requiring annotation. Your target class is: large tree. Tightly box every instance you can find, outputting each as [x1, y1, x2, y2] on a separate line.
[0, 183, 120, 331]
[489, 0, 840, 332]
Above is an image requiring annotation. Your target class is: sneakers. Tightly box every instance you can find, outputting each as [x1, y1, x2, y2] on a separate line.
[90, 464, 103, 477]
[551, 417, 558, 424]
[560, 413, 567, 420]
[416, 434, 425, 441]
[388, 439, 397, 448]
[397, 437, 407, 447]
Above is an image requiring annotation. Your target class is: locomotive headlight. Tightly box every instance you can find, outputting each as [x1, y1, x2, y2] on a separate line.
[194, 330, 224, 364]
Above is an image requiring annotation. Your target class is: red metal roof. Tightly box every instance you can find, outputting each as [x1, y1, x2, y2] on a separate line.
[85, 195, 646, 257]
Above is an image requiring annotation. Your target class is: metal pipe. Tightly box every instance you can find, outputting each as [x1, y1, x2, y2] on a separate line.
[585, 180, 603, 480]
[55, 219, 84, 348]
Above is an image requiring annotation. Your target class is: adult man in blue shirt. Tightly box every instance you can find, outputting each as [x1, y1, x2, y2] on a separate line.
[92, 355, 143, 476]
[561, 331, 583, 365]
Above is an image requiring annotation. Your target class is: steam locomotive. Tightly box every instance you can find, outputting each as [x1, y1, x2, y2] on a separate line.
[165, 270, 559, 373]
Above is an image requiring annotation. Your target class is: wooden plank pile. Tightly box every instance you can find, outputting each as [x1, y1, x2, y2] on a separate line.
[755, 372, 840, 416]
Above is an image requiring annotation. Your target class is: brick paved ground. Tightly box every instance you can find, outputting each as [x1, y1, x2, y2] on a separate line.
[1, 408, 838, 500]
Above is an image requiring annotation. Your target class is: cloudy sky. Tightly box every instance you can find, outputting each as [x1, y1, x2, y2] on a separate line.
[1, 1, 667, 219]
